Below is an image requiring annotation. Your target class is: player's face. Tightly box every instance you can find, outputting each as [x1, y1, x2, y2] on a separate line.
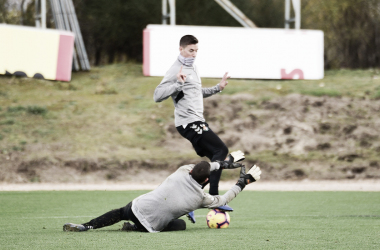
[180, 44, 198, 58]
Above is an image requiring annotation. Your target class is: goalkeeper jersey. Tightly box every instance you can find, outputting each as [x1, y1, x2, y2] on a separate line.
[131, 164, 241, 233]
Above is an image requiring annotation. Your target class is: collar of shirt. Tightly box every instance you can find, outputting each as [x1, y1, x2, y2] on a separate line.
[178, 54, 195, 67]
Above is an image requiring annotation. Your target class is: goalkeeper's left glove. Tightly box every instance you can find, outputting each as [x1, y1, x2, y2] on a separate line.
[235, 165, 261, 190]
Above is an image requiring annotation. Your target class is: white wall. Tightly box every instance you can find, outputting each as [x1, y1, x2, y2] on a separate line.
[143, 25, 324, 80]
[0, 24, 74, 81]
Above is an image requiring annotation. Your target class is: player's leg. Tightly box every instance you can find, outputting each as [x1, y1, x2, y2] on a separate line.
[81, 209, 123, 230]
[63, 208, 121, 232]
[63, 207, 123, 232]
[195, 125, 228, 195]
[179, 123, 229, 194]
[176, 122, 229, 221]
[64, 202, 147, 232]
[176, 122, 216, 160]
[161, 219, 186, 232]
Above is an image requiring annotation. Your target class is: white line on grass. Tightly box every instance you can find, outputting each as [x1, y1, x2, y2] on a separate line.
[21, 216, 95, 219]
[19, 214, 379, 220]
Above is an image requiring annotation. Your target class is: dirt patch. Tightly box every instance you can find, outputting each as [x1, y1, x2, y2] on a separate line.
[1, 94, 380, 184]
[0, 156, 183, 183]
[162, 93, 380, 181]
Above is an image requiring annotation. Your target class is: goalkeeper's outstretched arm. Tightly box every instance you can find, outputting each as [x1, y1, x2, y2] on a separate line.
[202, 165, 262, 208]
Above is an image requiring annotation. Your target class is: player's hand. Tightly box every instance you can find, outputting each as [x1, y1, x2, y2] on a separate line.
[219, 72, 230, 91]
[177, 66, 187, 83]
[236, 165, 261, 190]
[245, 165, 261, 183]
[229, 150, 245, 163]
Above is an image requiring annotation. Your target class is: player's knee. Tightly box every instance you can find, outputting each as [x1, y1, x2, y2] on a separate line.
[211, 145, 229, 162]
[120, 203, 132, 220]
[222, 145, 229, 158]
[167, 219, 186, 231]
[218, 145, 229, 160]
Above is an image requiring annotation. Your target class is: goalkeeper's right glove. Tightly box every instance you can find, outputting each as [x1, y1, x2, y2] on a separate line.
[216, 150, 245, 169]
[228, 150, 245, 163]
[217, 161, 243, 170]
[235, 165, 261, 190]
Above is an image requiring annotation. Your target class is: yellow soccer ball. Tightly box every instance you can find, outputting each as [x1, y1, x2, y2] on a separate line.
[206, 209, 230, 229]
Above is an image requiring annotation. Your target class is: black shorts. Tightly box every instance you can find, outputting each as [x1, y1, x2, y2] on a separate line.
[176, 121, 228, 162]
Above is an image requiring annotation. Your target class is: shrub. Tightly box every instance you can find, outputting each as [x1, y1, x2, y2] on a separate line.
[7, 106, 26, 113]
[301, 89, 342, 97]
[26, 106, 48, 115]
[0, 120, 15, 125]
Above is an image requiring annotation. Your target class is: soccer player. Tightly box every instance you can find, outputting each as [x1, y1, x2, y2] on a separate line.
[63, 161, 261, 233]
[153, 35, 235, 221]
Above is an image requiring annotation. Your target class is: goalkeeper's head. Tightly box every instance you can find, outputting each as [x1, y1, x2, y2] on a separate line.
[191, 161, 210, 184]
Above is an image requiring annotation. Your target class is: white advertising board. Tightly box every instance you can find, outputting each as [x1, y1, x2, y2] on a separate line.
[143, 25, 324, 80]
[0, 24, 74, 81]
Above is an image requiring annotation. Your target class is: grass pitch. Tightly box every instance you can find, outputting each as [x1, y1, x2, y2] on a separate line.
[0, 190, 379, 249]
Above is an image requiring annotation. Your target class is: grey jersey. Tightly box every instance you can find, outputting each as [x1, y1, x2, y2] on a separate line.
[154, 59, 221, 127]
[131, 164, 242, 233]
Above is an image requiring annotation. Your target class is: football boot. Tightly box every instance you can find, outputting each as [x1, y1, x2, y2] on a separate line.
[63, 223, 92, 232]
[186, 211, 196, 223]
[216, 205, 233, 212]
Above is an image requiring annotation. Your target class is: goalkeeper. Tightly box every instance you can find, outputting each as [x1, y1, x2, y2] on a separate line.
[63, 159, 261, 233]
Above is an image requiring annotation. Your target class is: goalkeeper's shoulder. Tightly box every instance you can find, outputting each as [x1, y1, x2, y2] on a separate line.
[178, 164, 196, 172]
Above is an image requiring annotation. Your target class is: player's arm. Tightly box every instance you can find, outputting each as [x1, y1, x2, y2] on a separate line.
[201, 165, 261, 208]
[216, 150, 245, 169]
[153, 66, 185, 102]
[202, 72, 230, 98]
[201, 186, 240, 209]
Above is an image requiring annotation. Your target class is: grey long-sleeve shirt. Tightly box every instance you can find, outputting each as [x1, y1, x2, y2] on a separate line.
[154, 59, 221, 127]
[131, 163, 242, 233]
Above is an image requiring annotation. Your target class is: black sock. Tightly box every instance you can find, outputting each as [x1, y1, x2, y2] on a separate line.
[83, 209, 122, 229]
[209, 168, 222, 195]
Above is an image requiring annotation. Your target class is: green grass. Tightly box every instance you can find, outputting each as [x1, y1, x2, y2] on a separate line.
[208, 68, 380, 98]
[0, 191, 379, 249]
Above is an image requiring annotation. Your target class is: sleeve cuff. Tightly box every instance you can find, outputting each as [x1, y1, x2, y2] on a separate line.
[210, 162, 220, 171]
[216, 84, 222, 92]
[175, 81, 184, 91]
[235, 183, 245, 190]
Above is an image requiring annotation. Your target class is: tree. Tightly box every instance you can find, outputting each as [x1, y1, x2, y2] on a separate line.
[303, 0, 380, 68]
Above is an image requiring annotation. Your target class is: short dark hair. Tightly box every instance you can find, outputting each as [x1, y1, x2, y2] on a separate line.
[191, 161, 210, 184]
[180, 35, 198, 48]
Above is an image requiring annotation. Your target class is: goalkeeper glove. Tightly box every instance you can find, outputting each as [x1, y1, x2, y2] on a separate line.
[217, 161, 243, 169]
[216, 150, 245, 169]
[228, 150, 245, 163]
[235, 165, 261, 190]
